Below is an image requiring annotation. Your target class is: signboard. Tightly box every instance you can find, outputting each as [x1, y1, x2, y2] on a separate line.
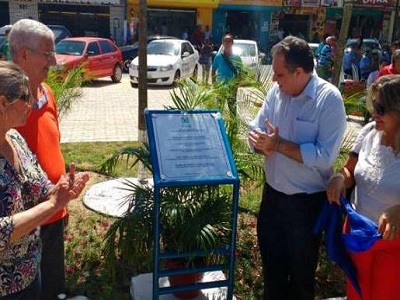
[145, 110, 238, 185]
[353, 0, 395, 7]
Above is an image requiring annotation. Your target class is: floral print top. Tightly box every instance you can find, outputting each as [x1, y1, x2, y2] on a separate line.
[0, 129, 52, 296]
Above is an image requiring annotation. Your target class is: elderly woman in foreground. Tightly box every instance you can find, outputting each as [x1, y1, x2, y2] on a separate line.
[0, 61, 89, 299]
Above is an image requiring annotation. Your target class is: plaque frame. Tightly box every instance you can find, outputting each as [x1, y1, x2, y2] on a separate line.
[145, 109, 239, 299]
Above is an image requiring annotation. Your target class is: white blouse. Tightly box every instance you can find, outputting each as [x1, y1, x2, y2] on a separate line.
[353, 123, 400, 223]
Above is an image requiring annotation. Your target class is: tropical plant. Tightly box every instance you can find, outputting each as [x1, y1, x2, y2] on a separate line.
[100, 76, 265, 278]
[45, 66, 84, 119]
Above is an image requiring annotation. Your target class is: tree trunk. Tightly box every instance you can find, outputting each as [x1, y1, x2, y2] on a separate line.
[331, 2, 353, 87]
[138, 0, 148, 132]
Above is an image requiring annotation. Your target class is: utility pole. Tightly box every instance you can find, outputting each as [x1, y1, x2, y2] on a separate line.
[331, 0, 353, 87]
[138, 0, 148, 181]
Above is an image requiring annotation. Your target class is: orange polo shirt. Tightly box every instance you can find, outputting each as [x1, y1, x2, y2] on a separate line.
[16, 83, 67, 225]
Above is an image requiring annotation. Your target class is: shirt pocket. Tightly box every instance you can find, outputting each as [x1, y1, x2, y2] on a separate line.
[295, 119, 318, 144]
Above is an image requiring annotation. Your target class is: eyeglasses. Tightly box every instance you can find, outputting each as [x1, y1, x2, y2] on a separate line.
[372, 99, 385, 116]
[27, 47, 55, 62]
[19, 92, 32, 103]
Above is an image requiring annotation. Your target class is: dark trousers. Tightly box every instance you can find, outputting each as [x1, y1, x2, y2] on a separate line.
[40, 218, 66, 300]
[257, 183, 325, 300]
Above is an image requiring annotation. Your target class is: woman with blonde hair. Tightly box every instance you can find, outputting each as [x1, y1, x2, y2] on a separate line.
[327, 74, 400, 300]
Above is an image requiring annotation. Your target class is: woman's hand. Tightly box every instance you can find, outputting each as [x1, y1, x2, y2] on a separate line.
[326, 175, 346, 205]
[48, 171, 90, 210]
[378, 204, 400, 241]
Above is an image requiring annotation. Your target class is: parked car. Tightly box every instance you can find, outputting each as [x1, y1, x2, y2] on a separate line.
[54, 37, 123, 82]
[0, 25, 12, 36]
[308, 42, 319, 66]
[119, 35, 175, 72]
[48, 25, 72, 44]
[129, 39, 199, 86]
[215, 39, 264, 77]
[345, 38, 382, 56]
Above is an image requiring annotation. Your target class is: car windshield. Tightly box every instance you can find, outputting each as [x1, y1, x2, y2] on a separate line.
[233, 43, 257, 57]
[147, 41, 179, 56]
[56, 40, 86, 56]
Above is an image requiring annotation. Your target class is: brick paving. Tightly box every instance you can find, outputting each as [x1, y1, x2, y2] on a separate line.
[59, 74, 174, 143]
[59, 72, 363, 144]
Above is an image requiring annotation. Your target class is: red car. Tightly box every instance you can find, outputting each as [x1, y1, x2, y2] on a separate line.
[55, 37, 123, 82]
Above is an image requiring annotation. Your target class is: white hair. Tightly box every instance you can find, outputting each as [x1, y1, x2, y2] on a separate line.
[9, 19, 54, 60]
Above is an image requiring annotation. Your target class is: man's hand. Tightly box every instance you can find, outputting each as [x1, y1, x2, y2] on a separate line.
[248, 119, 280, 156]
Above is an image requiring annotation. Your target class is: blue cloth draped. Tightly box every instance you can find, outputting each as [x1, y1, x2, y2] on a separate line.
[314, 196, 382, 297]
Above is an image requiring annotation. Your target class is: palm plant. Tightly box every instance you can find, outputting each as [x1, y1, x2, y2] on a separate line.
[101, 76, 265, 276]
[45, 66, 84, 119]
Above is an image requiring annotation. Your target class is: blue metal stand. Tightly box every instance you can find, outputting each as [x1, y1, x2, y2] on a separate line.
[145, 110, 239, 300]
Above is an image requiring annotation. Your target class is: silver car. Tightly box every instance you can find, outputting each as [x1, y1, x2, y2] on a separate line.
[129, 39, 199, 86]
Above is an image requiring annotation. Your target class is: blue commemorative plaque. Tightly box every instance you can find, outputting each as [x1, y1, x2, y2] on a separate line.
[145, 109, 238, 186]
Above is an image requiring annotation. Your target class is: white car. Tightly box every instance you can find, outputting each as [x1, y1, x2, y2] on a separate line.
[217, 39, 263, 77]
[129, 39, 199, 86]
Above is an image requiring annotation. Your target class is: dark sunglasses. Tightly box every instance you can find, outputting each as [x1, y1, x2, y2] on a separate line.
[372, 99, 385, 116]
[19, 91, 32, 103]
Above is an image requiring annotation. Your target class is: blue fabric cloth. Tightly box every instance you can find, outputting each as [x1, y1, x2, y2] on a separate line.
[314, 196, 382, 296]
[341, 198, 381, 252]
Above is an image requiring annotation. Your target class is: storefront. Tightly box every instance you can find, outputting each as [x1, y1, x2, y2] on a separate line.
[39, 3, 111, 38]
[277, 3, 326, 43]
[0, 1, 10, 26]
[326, 1, 395, 42]
[128, 0, 217, 43]
[213, 0, 281, 51]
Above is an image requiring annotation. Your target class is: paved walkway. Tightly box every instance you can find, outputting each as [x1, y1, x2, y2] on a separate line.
[59, 74, 174, 143]
[59, 73, 363, 144]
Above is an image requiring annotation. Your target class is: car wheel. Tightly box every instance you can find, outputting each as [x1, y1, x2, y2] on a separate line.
[123, 58, 132, 73]
[192, 65, 198, 80]
[172, 70, 180, 86]
[111, 64, 123, 83]
[130, 81, 138, 88]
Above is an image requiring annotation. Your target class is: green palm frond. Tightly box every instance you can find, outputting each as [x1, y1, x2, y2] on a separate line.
[46, 66, 84, 119]
[98, 143, 152, 175]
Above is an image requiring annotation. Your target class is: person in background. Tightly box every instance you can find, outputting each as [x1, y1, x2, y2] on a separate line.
[390, 40, 400, 56]
[326, 75, 400, 300]
[248, 36, 346, 300]
[0, 28, 11, 61]
[343, 44, 361, 78]
[182, 28, 189, 41]
[378, 49, 400, 77]
[0, 60, 89, 299]
[211, 33, 242, 84]
[204, 25, 212, 43]
[314, 33, 330, 66]
[367, 54, 390, 87]
[316, 35, 336, 81]
[161, 22, 168, 36]
[199, 37, 213, 84]
[359, 49, 373, 81]
[192, 24, 203, 50]
[9, 19, 72, 300]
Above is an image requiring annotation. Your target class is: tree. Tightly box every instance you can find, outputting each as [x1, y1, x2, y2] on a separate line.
[331, 0, 354, 87]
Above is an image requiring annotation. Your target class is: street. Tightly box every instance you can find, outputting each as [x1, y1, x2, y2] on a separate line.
[59, 73, 175, 143]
